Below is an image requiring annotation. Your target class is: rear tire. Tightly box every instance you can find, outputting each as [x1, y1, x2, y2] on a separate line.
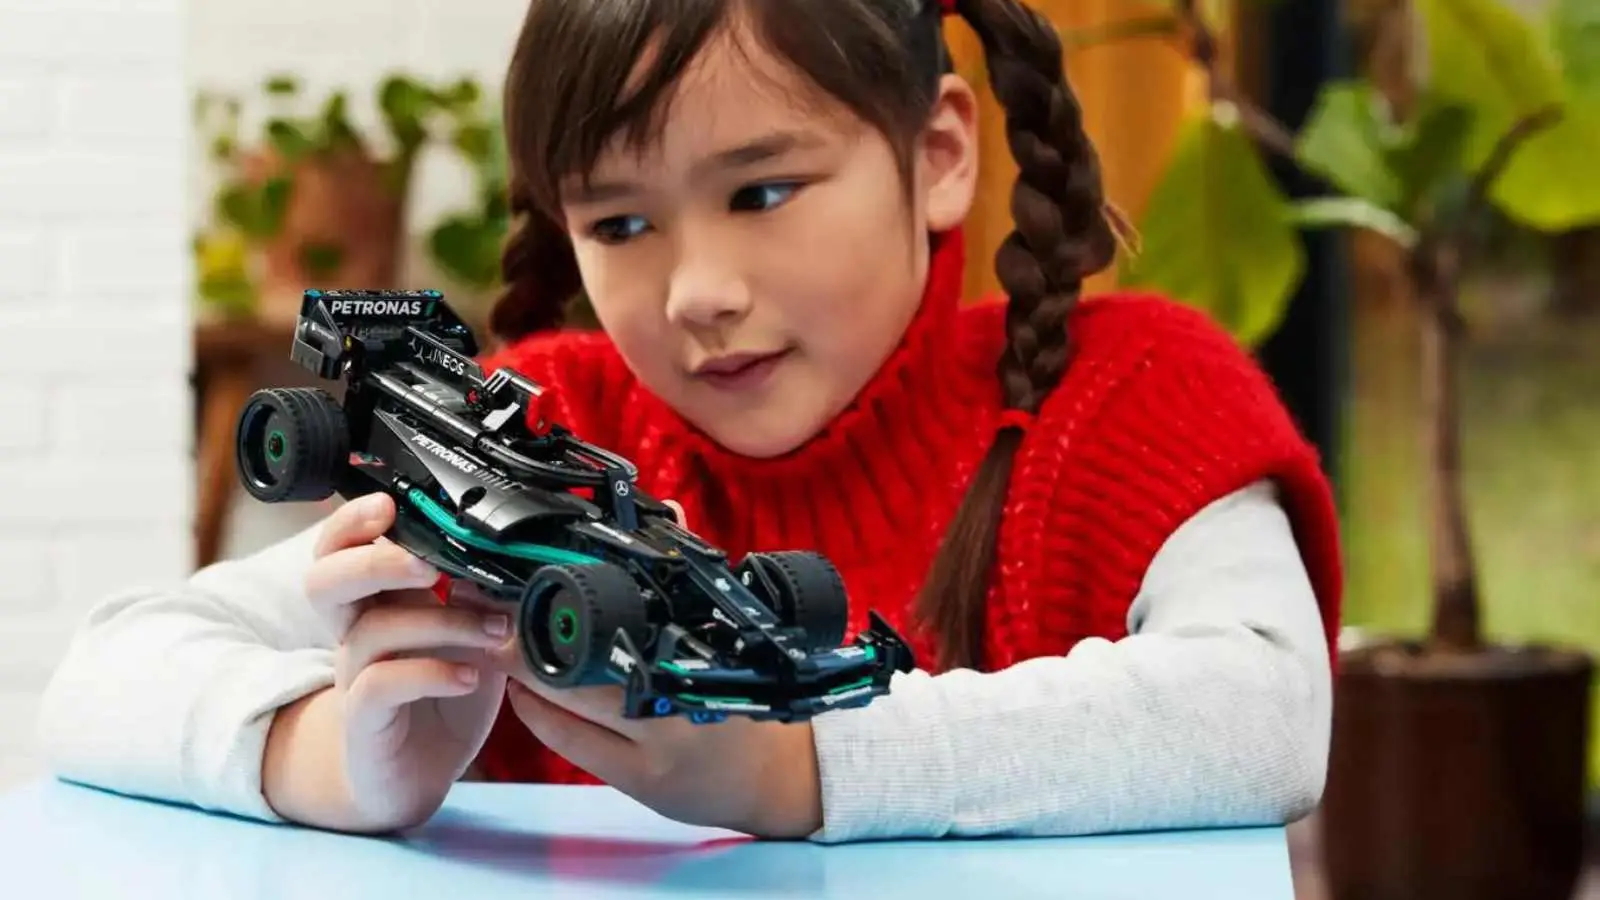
[737, 551, 850, 652]
[235, 388, 349, 503]
[519, 561, 651, 688]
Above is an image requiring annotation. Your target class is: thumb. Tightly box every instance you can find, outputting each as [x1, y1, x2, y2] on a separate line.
[664, 499, 686, 527]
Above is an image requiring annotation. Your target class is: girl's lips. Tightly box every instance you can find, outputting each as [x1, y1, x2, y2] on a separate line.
[691, 348, 792, 390]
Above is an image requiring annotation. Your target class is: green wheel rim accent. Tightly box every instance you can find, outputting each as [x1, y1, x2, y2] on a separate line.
[266, 430, 286, 461]
[553, 608, 579, 644]
[404, 488, 601, 566]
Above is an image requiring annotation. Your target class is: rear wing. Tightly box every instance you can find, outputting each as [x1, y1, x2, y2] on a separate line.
[292, 289, 481, 380]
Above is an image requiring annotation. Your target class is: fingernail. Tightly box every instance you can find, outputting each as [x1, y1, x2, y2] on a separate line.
[457, 666, 479, 686]
[483, 614, 510, 638]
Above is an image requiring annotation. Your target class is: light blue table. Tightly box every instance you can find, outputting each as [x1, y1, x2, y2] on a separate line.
[0, 778, 1295, 898]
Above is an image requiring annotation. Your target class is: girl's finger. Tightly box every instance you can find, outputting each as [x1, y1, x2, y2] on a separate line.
[446, 580, 512, 615]
[664, 499, 686, 527]
[311, 493, 394, 559]
[305, 541, 439, 626]
[343, 658, 486, 737]
[340, 604, 512, 679]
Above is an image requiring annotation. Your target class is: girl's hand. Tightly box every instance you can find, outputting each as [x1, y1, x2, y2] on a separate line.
[496, 497, 823, 839]
[265, 493, 511, 833]
[500, 677, 823, 838]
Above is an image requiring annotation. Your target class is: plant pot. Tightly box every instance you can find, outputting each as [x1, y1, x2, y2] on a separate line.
[1319, 638, 1595, 900]
[241, 147, 405, 323]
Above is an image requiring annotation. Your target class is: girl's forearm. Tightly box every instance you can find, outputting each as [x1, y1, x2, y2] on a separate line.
[35, 522, 342, 822]
[806, 481, 1332, 843]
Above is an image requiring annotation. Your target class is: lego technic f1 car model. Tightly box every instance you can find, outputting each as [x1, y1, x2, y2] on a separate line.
[234, 289, 914, 723]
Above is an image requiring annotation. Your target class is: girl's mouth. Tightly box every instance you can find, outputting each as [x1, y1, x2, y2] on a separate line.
[691, 348, 792, 390]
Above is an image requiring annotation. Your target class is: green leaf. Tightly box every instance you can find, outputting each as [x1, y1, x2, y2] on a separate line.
[259, 176, 291, 231]
[320, 91, 362, 151]
[1120, 108, 1305, 347]
[298, 242, 344, 278]
[1292, 197, 1420, 248]
[453, 123, 493, 165]
[428, 216, 506, 289]
[215, 185, 253, 233]
[437, 78, 481, 110]
[1489, 105, 1600, 230]
[380, 75, 431, 152]
[217, 177, 292, 239]
[1382, 93, 1476, 218]
[1295, 82, 1402, 209]
[197, 272, 258, 318]
[266, 118, 315, 161]
[1549, 0, 1600, 101]
[1418, 0, 1565, 114]
[264, 75, 299, 96]
[1416, 0, 1566, 167]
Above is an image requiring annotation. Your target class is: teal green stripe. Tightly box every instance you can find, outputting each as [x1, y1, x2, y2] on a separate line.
[405, 488, 600, 567]
[827, 677, 873, 695]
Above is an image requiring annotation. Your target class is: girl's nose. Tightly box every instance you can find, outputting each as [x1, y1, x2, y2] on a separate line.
[664, 265, 753, 329]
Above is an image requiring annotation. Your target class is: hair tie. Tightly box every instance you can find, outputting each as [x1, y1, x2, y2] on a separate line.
[997, 409, 1034, 433]
[939, 0, 957, 14]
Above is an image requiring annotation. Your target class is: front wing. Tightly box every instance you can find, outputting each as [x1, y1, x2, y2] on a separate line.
[608, 612, 915, 724]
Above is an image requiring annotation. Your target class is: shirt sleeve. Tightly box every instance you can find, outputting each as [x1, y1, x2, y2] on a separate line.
[806, 479, 1334, 843]
[33, 518, 340, 822]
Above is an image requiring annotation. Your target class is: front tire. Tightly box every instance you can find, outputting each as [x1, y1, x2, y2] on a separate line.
[519, 561, 650, 688]
[737, 551, 850, 652]
[235, 387, 349, 503]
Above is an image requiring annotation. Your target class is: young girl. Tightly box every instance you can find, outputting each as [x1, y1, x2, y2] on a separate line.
[35, 0, 1342, 844]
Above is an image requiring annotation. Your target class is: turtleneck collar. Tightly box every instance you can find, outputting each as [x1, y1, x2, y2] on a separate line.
[638, 227, 1005, 565]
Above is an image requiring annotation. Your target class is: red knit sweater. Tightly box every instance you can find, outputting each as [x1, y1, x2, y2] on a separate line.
[469, 229, 1343, 785]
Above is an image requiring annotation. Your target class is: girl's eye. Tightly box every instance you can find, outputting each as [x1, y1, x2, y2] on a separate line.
[590, 214, 650, 244]
[729, 181, 801, 213]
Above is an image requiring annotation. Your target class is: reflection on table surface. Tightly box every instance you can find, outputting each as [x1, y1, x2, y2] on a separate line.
[0, 779, 1294, 899]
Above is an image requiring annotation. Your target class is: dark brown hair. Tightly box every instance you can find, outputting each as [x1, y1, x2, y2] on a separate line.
[493, 0, 1119, 671]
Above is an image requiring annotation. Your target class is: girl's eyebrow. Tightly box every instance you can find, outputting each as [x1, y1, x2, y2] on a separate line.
[704, 129, 823, 173]
[564, 129, 825, 205]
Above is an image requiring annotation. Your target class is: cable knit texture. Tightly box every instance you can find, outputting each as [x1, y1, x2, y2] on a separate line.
[468, 228, 1343, 786]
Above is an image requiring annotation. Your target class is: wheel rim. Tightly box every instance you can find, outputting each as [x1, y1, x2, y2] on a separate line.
[523, 580, 585, 680]
[239, 404, 292, 492]
[552, 608, 579, 645]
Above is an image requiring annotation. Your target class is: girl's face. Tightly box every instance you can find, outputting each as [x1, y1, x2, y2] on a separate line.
[558, 24, 980, 458]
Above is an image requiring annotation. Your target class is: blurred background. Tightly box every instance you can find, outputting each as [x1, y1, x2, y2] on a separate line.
[1, 0, 1596, 897]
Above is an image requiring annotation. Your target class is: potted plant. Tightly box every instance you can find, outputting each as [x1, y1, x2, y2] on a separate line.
[423, 106, 600, 338]
[193, 73, 490, 323]
[1068, 0, 1599, 897]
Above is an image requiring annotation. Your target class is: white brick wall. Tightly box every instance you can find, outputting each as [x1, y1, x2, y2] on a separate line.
[0, 0, 527, 789]
[0, 0, 191, 785]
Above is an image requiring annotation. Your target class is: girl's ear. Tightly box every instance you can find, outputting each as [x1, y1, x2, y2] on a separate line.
[918, 73, 981, 233]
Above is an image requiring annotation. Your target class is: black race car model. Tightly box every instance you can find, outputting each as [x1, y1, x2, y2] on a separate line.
[234, 289, 915, 723]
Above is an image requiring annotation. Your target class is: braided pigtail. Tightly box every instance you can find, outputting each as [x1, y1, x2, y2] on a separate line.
[486, 174, 584, 346]
[914, 0, 1119, 671]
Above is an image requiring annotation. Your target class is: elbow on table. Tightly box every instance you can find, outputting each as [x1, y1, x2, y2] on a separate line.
[33, 624, 120, 784]
[1267, 735, 1328, 826]
[31, 586, 197, 794]
[1240, 640, 1332, 827]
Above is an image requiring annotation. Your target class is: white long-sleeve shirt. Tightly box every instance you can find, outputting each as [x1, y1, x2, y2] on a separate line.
[32, 478, 1333, 842]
